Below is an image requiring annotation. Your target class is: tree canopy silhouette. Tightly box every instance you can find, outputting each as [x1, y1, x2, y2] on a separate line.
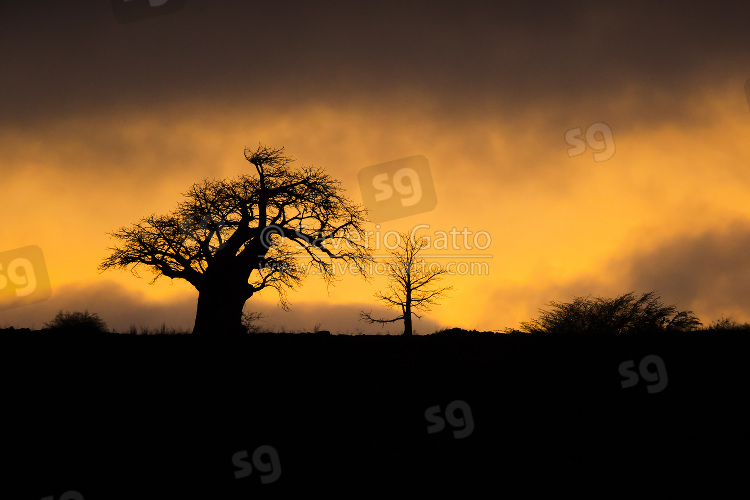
[517, 291, 702, 335]
[360, 232, 452, 336]
[99, 144, 373, 336]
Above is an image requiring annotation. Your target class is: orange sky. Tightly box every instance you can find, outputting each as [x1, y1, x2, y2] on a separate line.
[2, 1, 750, 333]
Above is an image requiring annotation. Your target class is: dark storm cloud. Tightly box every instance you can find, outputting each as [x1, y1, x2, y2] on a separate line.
[620, 220, 750, 319]
[2, 0, 750, 129]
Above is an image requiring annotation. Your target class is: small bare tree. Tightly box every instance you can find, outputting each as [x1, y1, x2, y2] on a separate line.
[360, 232, 452, 336]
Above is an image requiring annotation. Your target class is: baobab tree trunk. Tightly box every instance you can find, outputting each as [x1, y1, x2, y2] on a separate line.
[192, 281, 251, 336]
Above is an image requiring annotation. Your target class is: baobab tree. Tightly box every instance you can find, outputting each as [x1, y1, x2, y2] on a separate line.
[99, 144, 372, 336]
[360, 232, 452, 335]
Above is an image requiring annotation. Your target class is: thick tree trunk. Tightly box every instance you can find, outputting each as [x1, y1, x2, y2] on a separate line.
[192, 284, 250, 336]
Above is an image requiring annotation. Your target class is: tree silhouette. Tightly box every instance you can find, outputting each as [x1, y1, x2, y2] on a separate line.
[517, 291, 702, 334]
[100, 144, 372, 336]
[360, 232, 452, 336]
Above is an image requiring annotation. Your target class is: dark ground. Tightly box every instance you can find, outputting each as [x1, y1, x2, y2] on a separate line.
[1, 328, 748, 498]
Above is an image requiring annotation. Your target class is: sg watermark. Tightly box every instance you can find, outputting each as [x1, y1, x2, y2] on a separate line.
[0, 245, 52, 311]
[358, 155, 437, 223]
[619, 354, 668, 394]
[565, 122, 615, 161]
[112, 0, 186, 23]
[425, 400, 474, 439]
[232, 445, 281, 484]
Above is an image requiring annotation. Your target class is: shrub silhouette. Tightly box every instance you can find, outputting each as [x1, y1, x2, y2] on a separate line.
[519, 291, 702, 335]
[44, 310, 110, 334]
[707, 315, 750, 331]
[241, 311, 265, 334]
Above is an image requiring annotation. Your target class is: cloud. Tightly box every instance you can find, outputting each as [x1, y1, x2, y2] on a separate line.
[619, 220, 750, 322]
[0, 280, 444, 334]
[3, 0, 750, 128]
[481, 219, 750, 329]
[254, 300, 445, 335]
[0, 280, 196, 331]
[4, 0, 750, 335]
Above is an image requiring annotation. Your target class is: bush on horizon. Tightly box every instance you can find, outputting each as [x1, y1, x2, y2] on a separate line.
[518, 291, 702, 335]
[44, 310, 110, 334]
